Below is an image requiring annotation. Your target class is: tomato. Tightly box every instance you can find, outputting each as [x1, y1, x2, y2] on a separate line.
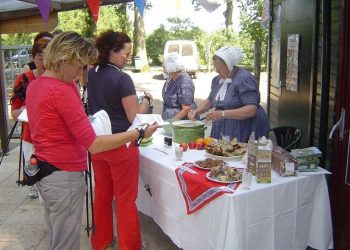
[196, 141, 205, 150]
[180, 142, 188, 151]
[188, 142, 196, 149]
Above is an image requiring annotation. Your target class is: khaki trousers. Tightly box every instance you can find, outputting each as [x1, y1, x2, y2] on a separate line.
[37, 170, 86, 250]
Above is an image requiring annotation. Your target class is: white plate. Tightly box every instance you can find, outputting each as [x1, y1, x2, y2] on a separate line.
[205, 172, 242, 184]
[192, 163, 218, 171]
[205, 151, 245, 160]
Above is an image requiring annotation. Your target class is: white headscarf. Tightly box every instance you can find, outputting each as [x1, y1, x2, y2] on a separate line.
[214, 46, 243, 71]
[163, 52, 185, 73]
[214, 46, 243, 102]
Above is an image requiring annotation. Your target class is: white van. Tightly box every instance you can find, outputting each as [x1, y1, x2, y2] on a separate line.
[163, 40, 199, 78]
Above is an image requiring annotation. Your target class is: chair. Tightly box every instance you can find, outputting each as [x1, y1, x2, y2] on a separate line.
[268, 126, 303, 151]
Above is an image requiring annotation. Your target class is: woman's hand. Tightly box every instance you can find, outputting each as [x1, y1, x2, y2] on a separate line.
[144, 91, 153, 103]
[144, 122, 158, 138]
[188, 109, 197, 120]
[205, 109, 225, 121]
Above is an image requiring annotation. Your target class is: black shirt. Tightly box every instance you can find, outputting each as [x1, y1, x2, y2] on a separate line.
[87, 64, 136, 133]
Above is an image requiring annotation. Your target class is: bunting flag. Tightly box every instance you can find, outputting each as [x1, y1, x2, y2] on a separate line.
[134, 0, 145, 16]
[87, 0, 100, 22]
[35, 0, 52, 23]
[197, 0, 223, 12]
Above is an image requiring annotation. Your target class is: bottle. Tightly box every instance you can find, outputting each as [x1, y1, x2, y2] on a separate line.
[26, 157, 39, 176]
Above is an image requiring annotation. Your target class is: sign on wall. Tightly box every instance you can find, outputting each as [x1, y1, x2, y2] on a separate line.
[286, 34, 300, 92]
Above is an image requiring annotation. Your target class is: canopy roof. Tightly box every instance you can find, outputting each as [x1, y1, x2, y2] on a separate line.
[0, 0, 132, 21]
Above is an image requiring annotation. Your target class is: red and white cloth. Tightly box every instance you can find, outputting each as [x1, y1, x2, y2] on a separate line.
[175, 162, 240, 214]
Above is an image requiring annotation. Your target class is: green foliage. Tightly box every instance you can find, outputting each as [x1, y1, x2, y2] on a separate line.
[237, 0, 268, 69]
[1, 33, 34, 46]
[56, 5, 133, 38]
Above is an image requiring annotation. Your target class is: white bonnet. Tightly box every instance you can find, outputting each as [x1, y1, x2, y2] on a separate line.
[214, 46, 243, 71]
[163, 52, 185, 73]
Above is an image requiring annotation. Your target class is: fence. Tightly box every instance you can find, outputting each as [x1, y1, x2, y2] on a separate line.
[1, 45, 32, 137]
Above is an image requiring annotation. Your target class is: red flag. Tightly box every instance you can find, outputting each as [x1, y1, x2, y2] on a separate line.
[35, 0, 52, 23]
[87, 0, 100, 22]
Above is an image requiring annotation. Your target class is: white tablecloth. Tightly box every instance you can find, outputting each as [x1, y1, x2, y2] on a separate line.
[137, 133, 333, 250]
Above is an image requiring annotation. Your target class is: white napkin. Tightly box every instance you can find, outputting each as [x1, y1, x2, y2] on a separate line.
[17, 108, 28, 122]
[90, 110, 112, 136]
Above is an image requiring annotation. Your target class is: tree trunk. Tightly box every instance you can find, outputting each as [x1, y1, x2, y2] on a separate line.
[224, 0, 233, 35]
[133, 6, 149, 72]
[254, 40, 261, 86]
[118, 4, 128, 33]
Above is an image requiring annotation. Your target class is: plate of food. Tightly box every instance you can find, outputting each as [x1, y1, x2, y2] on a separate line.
[193, 158, 226, 171]
[206, 165, 243, 184]
[205, 138, 247, 159]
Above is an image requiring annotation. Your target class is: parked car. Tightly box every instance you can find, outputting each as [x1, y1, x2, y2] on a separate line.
[163, 40, 199, 78]
[11, 49, 31, 62]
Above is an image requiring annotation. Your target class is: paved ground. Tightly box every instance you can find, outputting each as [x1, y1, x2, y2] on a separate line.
[0, 143, 179, 250]
[0, 69, 267, 250]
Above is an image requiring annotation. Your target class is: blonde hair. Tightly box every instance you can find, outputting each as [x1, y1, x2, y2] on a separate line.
[44, 32, 98, 71]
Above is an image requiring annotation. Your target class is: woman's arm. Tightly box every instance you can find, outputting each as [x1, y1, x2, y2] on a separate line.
[88, 123, 158, 154]
[173, 104, 191, 120]
[188, 99, 212, 120]
[11, 106, 25, 121]
[122, 95, 141, 123]
[206, 104, 257, 121]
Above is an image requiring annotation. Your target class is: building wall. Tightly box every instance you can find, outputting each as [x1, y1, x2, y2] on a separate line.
[269, 0, 340, 169]
[269, 0, 316, 147]
[312, 0, 340, 168]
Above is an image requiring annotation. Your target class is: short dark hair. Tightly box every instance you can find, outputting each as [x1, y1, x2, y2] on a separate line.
[33, 31, 53, 43]
[31, 38, 51, 58]
[95, 30, 131, 65]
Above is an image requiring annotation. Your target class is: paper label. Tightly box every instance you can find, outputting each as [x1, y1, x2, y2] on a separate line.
[285, 162, 295, 173]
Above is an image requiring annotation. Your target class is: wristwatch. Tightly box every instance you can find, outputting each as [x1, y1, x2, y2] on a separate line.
[221, 110, 225, 117]
[136, 124, 149, 146]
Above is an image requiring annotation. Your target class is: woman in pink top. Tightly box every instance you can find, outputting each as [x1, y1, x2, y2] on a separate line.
[25, 32, 157, 250]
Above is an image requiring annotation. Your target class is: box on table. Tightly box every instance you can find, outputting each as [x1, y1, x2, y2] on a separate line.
[272, 145, 298, 176]
[256, 144, 272, 183]
[291, 147, 322, 172]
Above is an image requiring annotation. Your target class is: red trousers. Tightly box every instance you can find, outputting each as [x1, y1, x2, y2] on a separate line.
[91, 143, 141, 250]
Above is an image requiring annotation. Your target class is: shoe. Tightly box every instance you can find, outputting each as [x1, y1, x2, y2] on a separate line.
[29, 185, 39, 199]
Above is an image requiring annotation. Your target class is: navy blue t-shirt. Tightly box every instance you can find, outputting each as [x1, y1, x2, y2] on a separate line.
[88, 64, 136, 133]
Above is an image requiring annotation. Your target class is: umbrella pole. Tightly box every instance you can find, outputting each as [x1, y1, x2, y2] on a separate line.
[88, 153, 95, 230]
[85, 170, 90, 237]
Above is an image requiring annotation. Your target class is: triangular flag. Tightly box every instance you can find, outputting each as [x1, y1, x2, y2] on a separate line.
[197, 0, 223, 12]
[87, 0, 100, 22]
[35, 0, 51, 23]
[134, 0, 145, 16]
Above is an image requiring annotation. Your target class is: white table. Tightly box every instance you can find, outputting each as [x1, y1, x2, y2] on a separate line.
[137, 133, 333, 250]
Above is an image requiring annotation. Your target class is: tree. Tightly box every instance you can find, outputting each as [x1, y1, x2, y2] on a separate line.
[133, 5, 149, 71]
[237, 0, 268, 84]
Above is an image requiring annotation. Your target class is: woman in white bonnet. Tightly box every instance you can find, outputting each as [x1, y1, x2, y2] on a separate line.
[188, 46, 269, 142]
[162, 52, 197, 120]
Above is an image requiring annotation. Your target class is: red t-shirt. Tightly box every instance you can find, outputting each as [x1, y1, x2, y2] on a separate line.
[10, 71, 36, 142]
[26, 76, 96, 171]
